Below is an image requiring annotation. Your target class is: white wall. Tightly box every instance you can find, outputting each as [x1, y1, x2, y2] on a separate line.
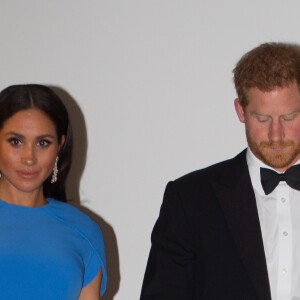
[1, 1, 300, 299]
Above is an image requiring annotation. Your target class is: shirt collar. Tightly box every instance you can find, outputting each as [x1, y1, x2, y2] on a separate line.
[246, 148, 271, 196]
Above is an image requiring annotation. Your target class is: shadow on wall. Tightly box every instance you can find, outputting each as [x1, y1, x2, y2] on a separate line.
[50, 86, 120, 300]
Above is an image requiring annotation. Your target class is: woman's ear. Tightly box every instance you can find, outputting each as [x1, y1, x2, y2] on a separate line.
[59, 135, 66, 150]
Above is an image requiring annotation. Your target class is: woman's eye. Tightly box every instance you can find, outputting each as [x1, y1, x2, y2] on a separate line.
[8, 137, 22, 146]
[37, 140, 51, 147]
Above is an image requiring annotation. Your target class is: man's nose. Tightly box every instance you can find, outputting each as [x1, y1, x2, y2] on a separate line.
[268, 120, 284, 142]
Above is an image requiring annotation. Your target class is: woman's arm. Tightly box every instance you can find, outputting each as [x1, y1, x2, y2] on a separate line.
[78, 268, 102, 300]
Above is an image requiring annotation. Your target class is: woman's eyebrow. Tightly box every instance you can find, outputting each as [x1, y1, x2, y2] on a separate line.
[4, 132, 56, 139]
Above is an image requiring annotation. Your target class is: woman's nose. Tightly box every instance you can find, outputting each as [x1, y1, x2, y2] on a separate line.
[21, 146, 36, 166]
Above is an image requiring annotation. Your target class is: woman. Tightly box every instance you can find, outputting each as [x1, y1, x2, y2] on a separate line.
[0, 84, 107, 299]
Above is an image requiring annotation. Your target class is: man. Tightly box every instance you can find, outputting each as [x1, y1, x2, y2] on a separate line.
[140, 43, 300, 299]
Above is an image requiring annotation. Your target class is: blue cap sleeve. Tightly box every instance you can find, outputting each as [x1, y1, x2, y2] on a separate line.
[83, 224, 107, 297]
[45, 199, 108, 297]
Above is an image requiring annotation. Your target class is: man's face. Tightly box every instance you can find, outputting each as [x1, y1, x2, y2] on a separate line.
[235, 81, 300, 172]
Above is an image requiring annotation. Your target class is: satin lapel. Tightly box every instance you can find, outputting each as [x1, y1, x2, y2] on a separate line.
[211, 151, 271, 300]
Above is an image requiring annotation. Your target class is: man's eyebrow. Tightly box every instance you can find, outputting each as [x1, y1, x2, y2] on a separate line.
[281, 110, 300, 116]
[251, 112, 269, 116]
[250, 110, 300, 117]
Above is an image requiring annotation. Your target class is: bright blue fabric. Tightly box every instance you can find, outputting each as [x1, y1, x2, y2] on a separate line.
[0, 198, 107, 299]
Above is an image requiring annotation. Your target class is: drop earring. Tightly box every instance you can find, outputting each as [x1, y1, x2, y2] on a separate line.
[51, 157, 59, 184]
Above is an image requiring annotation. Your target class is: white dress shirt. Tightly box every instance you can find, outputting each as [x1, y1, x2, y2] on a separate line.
[247, 149, 300, 300]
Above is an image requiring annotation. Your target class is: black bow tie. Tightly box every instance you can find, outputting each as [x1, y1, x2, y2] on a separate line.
[260, 165, 300, 195]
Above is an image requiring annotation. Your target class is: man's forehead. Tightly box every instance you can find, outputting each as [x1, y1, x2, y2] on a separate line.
[247, 80, 299, 94]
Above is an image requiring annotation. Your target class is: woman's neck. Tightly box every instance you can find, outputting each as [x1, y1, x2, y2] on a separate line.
[0, 181, 46, 207]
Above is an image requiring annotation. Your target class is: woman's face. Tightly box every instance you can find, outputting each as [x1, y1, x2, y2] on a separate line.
[0, 108, 64, 200]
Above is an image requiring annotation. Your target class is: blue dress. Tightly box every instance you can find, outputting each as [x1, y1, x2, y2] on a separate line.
[0, 198, 107, 299]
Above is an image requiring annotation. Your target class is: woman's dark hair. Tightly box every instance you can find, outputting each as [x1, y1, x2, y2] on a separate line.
[0, 84, 73, 202]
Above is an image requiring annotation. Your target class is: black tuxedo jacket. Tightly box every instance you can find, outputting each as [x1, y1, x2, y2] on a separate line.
[140, 150, 272, 300]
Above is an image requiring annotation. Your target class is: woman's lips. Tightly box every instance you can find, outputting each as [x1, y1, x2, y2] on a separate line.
[17, 171, 40, 179]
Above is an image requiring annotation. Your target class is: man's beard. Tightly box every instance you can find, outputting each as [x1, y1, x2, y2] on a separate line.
[246, 130, 300, 169]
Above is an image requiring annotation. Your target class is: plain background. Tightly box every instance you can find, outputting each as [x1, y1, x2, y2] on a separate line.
[1, 1, 300, 299]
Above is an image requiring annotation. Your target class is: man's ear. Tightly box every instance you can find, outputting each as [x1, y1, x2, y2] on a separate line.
[234, 98, 245, 123]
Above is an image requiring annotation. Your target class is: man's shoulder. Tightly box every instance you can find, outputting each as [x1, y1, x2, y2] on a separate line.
[174, 149, 247, 186]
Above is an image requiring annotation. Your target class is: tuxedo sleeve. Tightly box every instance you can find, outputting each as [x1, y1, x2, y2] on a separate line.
[140, 181, 196, 299]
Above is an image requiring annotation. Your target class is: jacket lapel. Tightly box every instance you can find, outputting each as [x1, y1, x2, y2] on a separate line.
[211, 150, 271, 300]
